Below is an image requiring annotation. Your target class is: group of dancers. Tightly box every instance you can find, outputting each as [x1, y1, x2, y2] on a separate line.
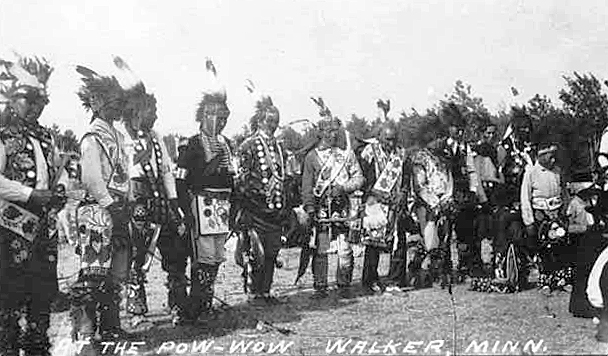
[4, 50, 608, 355]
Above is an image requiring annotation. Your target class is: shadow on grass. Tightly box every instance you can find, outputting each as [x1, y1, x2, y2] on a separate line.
[127, 288, 360, 354]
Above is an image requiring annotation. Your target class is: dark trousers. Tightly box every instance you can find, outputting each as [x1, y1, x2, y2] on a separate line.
[250, 230, 283, 295]
[362, 246, 382, 287]
[0, 229, 56, 356]
[455, 204, 480, 271]
[385, 232, 408, 287]
[494, 208, 528, 257]
[570, 232, 603, 318]
[157, 225, 188, 311]
[189, 263, 220, 317]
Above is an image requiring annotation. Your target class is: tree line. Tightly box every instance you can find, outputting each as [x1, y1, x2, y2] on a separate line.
[50, 72, 608, 182]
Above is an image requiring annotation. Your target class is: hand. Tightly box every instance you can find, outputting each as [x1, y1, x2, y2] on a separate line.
[28, 189, 53, 208]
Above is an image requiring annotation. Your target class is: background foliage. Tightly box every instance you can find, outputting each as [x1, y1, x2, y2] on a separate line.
[50, 73, 608, 182]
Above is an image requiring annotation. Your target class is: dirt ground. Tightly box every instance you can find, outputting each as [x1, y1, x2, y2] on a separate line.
[49, 241, 608, 356]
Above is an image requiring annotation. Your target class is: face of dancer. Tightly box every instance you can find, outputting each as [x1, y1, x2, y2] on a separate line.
[538, 149, 556, 170]
[91, 96, 123, 122]
[516, 124, 531, 143]
[201, 103, 229, 136]
[259, 108, 280, 137]
[321, 120, 341, 148]
[483, 125, 497, 144]
[11, 89, 48, 123]
[448, 125, 464, 141]
[379, 126, 397, 153]
[139, 101, 158, 133]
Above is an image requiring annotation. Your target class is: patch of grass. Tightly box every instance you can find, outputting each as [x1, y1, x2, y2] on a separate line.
[50, 244, 608, 355]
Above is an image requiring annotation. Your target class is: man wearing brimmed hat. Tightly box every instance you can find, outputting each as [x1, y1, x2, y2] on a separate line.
[0, 55, 67, 356]
[301, 102, 364, 299]
[520, 142, 567, 286]
[176, 59, 235, 323]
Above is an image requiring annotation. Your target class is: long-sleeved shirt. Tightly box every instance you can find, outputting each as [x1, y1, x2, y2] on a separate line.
[80, 118, 129, 208]
[301, 146, 363, 214]
[520, 162, 562, 226]
[124, 129, 177, 199]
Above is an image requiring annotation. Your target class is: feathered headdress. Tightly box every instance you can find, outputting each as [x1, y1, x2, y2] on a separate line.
[196, 58, 228, 122]
[377, 98, 390, 120]
[0, 53, 53, 105]
[440, 102, 466, 128]
[246, 79, 278, 132]
[75, 64, 124, 114]
[311, 97, 332, 119]
[112, 56, 156, 122]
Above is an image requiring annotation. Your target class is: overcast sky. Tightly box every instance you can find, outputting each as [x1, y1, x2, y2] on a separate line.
[1, 0, 608, 138]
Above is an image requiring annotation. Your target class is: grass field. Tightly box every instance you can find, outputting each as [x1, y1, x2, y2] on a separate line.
[49, 241, 608, 356]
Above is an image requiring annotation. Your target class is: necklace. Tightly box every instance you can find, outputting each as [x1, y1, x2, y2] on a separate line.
[258, 134, 285, 181]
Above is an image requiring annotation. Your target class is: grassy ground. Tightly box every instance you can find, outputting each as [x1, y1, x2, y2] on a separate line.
[50, 242, 608, 356]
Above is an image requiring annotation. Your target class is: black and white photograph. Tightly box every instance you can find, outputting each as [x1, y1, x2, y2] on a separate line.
[1, 1, 608, 355]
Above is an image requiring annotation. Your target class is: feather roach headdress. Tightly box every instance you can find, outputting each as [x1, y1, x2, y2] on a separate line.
[377, 98, 390, 120]
[196, 59, 228, 122]
[112, 56, 156, 123]
[246, 79, 279, 133]
[310, 96, 342, 132]
[510, 105, 533, 130]
[0, 53, 53, 106]
[440, 102, 466, 128]
[76, 65, 125, 115]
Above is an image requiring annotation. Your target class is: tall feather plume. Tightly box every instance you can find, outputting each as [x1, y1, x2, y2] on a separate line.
[113, 56, 143, 90]
[311, 97, 332, 118]
[245, 79, 255, 94]
[377, 98, 390, 120]
[196, 58, 227, 122]
[75, 63, 124, 112]
[206, 58, 217, 76]
[75, 65, 100, 79]
[199, 58, 226, 103]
